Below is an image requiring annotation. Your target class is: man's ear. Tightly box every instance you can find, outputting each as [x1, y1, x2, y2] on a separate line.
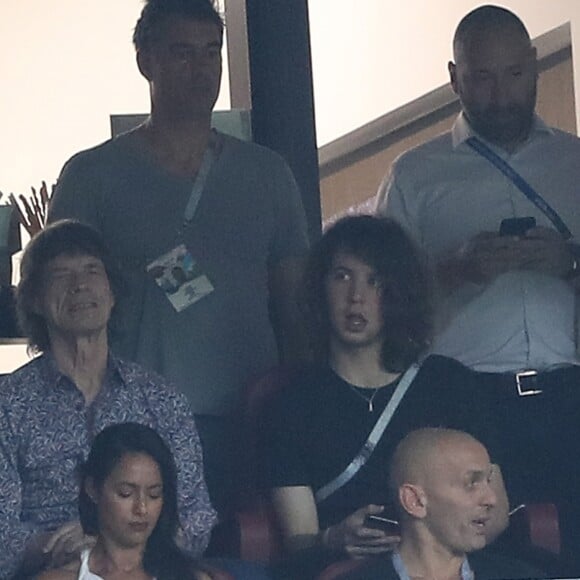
[137, 50, 153, 81]
[530, 46, 538, 79]
[448, 61, 458, 94]
[108, 285, 115, 310]
[399, 483, 427, 518]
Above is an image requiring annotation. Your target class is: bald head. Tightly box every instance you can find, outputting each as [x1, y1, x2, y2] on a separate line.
[390, 428, 482, 496]
[391, 428, 498, 557]
[453, 5, 531, 61]
[448, 5, 537, 151]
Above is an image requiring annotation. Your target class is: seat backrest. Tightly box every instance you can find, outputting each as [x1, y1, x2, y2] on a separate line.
[205, 365, 300, 564]
[242, 364, 298, 423]
[492, 503, 562, 576]
[507, 502, 560, 556]
[237, 364, 299, 500]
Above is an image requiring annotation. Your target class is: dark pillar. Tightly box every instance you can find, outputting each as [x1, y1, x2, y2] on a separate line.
[245, 0, 321, 241]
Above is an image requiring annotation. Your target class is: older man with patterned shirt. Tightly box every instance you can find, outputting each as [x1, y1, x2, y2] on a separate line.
[0, 220, 217, 579]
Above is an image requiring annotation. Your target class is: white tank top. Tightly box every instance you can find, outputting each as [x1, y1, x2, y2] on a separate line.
[77, 548, 156, 580]
[78, 549, 104, 580]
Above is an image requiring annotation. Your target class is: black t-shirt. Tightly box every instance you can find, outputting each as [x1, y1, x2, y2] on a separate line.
[262, 355, 479, 528]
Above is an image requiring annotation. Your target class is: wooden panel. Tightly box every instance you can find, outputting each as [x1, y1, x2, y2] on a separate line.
[320, 54, 576, 221]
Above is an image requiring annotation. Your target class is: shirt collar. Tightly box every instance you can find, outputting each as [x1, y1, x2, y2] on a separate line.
[451, 111, 554, 151]
[392, 550, 474, 580]
[39, 350, 125, 392]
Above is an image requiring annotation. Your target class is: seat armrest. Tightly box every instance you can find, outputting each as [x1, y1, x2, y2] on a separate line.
[237, 500, 284, 563]
[509, 503, 560, 556]
[207, 498, 283, 564]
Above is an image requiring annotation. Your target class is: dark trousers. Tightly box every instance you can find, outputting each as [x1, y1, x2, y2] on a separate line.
[469, 365, 580, 574]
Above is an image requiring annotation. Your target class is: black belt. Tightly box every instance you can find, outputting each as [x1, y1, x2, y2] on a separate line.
[477, 365, 580, 398]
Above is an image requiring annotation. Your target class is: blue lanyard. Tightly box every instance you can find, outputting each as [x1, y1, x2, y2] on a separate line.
[182, 145, 215, 225]
[173, 137, 218, 246]
[466, 136, 572, 240]
[392, 551, 474, 580]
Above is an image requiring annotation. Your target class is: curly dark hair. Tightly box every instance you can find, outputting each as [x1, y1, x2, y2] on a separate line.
[304, 215, 433, 372]
[79, 423, 198, 580]
[16, 219, 122, 353]
[133, 0, 224, 51]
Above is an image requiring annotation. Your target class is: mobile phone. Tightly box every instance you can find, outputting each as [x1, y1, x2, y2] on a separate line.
[365, 514, 400, 534]
[499, 216, 536, 237]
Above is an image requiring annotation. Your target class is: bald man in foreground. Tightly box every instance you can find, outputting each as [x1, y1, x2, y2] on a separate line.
[342, 429, 541, 580]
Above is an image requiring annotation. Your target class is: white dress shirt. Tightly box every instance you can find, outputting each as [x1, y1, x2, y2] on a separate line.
[377, 113, 580, 372]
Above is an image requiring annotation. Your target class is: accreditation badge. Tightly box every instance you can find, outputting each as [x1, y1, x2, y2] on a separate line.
[146, 244, 214, 312]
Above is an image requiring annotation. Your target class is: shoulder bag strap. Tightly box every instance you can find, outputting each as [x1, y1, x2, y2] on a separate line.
[314, 363, 421, 504]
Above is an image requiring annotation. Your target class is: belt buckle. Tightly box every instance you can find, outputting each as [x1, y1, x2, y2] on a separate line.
[515, 370, 542, 396]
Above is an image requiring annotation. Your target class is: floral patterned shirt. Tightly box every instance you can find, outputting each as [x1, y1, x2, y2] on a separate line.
[0, 353, 217, 578]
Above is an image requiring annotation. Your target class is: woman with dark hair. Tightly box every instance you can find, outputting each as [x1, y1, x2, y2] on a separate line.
[303, 214, 432, 371]
[263, 216, 508, 578]
[37, 423, 214, 580]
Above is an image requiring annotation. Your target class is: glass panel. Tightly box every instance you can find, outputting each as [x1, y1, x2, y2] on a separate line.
[0, 0, 231, 198]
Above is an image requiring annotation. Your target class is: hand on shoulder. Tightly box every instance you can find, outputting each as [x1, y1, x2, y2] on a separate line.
[35, 560, 80, 580]
[42, 521, 96, 570]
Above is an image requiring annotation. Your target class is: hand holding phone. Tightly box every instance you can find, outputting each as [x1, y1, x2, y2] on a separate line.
[364, 514, 400, 535]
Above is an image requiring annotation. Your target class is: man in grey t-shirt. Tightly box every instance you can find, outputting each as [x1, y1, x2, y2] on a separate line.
[48, 0, 309, 512]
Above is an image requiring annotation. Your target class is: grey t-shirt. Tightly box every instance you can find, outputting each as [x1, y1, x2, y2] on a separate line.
[49, 131, 309, 415]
